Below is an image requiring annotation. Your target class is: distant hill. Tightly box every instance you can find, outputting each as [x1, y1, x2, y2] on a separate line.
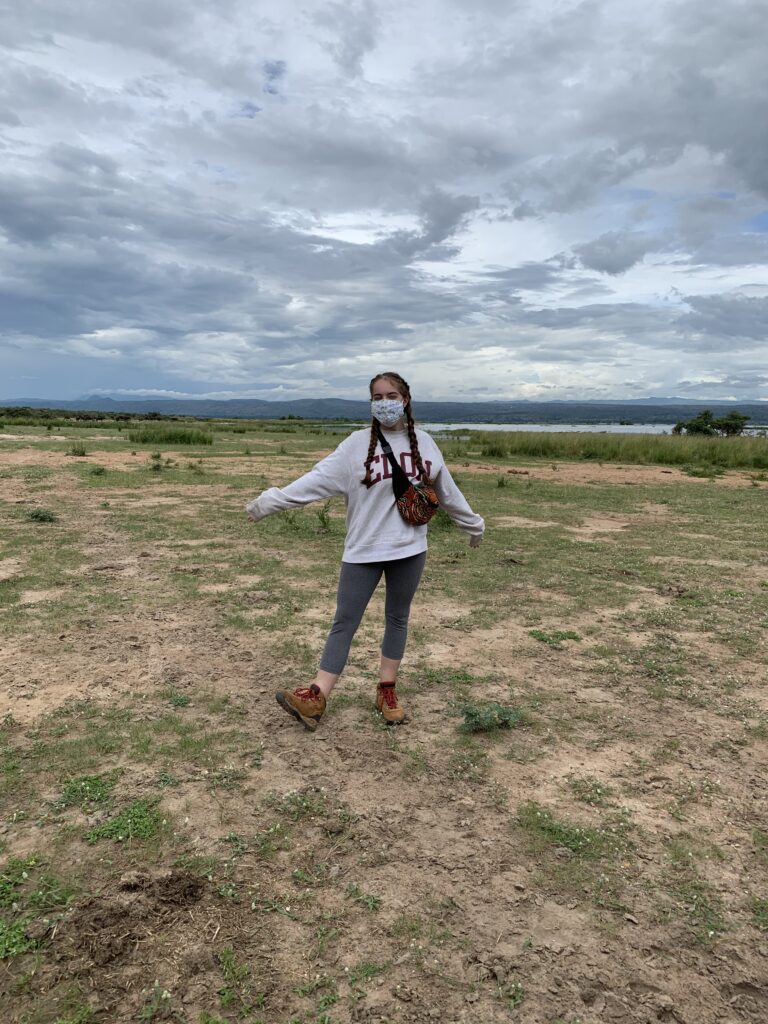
[1, 395, 766, 425]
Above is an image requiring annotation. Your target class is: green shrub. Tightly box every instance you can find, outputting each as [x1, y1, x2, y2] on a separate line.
[27, 508, 57, 523]
[128, 427, 213, 445]
[455, 700, 525, 733]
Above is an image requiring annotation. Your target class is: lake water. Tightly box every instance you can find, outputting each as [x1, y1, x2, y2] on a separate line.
[332, 421, 767, 436]
[418, 422, 677, 434]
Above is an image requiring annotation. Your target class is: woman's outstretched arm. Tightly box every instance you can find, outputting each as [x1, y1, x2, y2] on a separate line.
[246, 436, 353, 521]
[432, 463, 485, 541]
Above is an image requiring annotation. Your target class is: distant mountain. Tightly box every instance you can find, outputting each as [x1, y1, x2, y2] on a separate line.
[1, 395, 766, 425]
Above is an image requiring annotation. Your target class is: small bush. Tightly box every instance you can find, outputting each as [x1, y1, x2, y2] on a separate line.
[68, 442, 87, 457]
[27, 508, 57, 523]
[89, 465, 106, 476]
[455, 700, 525, 733]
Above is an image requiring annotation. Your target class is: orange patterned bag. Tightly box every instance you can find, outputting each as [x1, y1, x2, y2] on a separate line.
[376, 427, 440, 526]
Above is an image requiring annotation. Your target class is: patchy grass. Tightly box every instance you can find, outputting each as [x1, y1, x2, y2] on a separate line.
[56, 771, 122, 809]
[516, 801, 634, 861]
[660, 834, 729, 943]
[453, 699, 526, 733]
[85, 798, 167, 844]
[1, 419, 767, 1023]
[529, 628, 582, 648]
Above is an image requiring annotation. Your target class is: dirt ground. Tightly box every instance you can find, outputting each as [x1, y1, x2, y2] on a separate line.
[1, 440, 768, 1024]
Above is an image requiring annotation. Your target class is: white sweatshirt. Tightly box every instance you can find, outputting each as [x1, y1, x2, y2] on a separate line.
[245, 426, 485, 563]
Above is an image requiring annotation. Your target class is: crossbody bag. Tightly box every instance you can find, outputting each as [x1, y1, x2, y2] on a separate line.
[376, 426, 440, 526]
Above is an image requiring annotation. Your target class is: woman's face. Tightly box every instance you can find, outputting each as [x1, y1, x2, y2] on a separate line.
[371, 377, 406, 403]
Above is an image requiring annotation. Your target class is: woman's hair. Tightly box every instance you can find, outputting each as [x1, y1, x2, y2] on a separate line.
[361, 371, 428, 487]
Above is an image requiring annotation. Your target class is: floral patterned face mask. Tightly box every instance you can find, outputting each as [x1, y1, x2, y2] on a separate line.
[371, 398, 405, 427]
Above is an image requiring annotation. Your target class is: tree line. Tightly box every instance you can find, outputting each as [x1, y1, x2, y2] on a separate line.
[672, 409, 751, 436]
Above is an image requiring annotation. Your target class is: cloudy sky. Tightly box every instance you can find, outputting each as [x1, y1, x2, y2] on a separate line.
[2, 0, 768, 402]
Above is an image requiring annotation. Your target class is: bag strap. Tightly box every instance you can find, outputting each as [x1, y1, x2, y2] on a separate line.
[375, 425, 400, 473]
[375, 425, 411, 500]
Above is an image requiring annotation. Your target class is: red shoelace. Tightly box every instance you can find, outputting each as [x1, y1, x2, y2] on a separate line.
[379, 684, 399, 709]
[293, 685, 321, 702]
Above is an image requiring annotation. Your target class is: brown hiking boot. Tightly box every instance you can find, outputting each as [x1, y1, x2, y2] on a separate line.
[276, 684, 326, 731]
[376, 681, 405, 725]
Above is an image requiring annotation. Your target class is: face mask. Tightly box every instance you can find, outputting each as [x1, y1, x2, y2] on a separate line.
[371, 398, 405, 427]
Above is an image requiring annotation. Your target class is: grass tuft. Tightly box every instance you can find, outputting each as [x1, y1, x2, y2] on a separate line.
[454, 699, 526, 733]
[529, 628, 582, 648]
[57, 771, 121, 809]
[85, 798, 165, 844]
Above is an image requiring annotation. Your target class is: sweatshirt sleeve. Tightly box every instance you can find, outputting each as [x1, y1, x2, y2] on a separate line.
[430, 445, 485, 538]
[246, 436, 353, 521]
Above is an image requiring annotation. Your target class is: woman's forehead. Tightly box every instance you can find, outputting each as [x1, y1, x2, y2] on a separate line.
[372, 377, 403, 392]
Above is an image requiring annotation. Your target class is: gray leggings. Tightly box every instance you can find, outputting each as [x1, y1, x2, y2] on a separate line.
[319, 552, 427, 675]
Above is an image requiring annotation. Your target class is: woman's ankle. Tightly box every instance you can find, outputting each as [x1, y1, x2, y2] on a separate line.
[314, 670, 339, 698]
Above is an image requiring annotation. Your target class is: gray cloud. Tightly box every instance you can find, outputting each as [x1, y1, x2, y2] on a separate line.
[574, 231, 660, 275]
[313, 1, 381, 77]
[681, 294, 768, 341]
[1, 0, 767, 401]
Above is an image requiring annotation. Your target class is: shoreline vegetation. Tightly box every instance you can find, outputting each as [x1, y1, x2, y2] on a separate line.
[2, 407, 767, 471]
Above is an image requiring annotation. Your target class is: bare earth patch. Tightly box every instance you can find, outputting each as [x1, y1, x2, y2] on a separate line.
[19, 588, 61, 605]
[0, 557, 22, 581]
[568, 514, 630, 537]
[492, 515, 560, 528]
[455, 459, 761, 488]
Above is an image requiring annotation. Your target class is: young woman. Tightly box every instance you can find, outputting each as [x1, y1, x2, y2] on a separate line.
[245, 372, 484, 730]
